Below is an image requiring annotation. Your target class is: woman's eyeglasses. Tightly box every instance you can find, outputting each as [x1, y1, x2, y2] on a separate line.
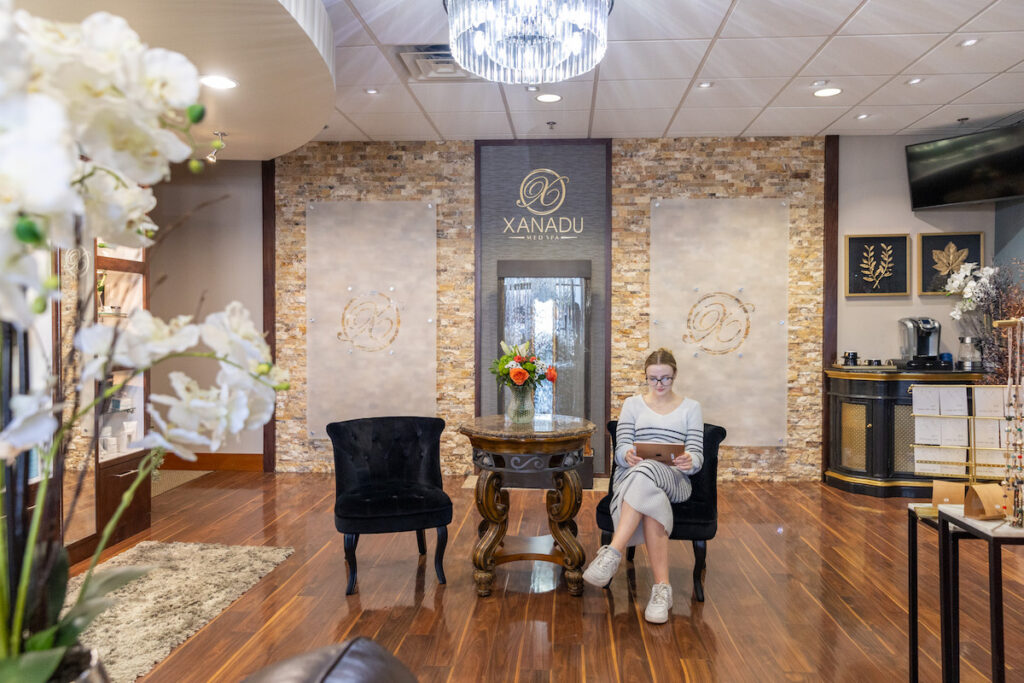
[646, 376, 674, 386]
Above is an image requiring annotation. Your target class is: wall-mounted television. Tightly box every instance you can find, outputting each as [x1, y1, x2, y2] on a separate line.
[905, 124, 1024, 210]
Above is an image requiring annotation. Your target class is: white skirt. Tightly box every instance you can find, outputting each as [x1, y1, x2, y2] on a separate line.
[610, 460, 692, 547]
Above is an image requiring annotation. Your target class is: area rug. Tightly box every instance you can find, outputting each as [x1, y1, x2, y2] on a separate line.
[64, 541, 293, 683]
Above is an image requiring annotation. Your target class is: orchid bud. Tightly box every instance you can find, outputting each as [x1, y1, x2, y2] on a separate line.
[211, 139, 225, 150]
[274, 381, 290, 391]
[44, 274, 60, 290]
[187, 103, 205, 124]
[188, 159, 203, 174]
[256, 362, 272, 376]
[31, 296, 46, 314]
[15, 216, 44, 246]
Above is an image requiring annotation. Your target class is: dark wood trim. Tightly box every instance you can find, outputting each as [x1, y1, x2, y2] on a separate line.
[822, 135, 839, 479]
[261, 159, 276, 473]
[161, 452, 263, 472]
[604, 138, 612, 477]
[95, 255, 145, 274]
[473, 141, 482, 418]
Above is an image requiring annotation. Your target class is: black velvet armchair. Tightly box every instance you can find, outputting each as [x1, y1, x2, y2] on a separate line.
[595, 421, 726, 601]
[327, 416, 453, 595]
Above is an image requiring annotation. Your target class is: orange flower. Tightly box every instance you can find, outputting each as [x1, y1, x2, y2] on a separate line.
[514, 355, 525, 363]
[546, 367, 557, 382]
[510, 367, 529, 385]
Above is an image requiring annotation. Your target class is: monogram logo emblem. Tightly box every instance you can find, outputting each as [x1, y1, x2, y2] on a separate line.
[682, 292, 756, 355]
[516, 168, 569, 216]
[337, 292, 400, 352]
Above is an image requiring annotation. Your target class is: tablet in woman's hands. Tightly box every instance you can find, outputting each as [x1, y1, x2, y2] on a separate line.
[634, 441, 685, 466]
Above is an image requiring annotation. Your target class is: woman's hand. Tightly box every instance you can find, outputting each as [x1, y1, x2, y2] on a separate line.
[672, 451, 693, 471]
[624, 447, 641, 467]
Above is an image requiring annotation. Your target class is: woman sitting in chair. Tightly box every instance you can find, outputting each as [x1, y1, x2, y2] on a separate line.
[582, 347, 704, 624]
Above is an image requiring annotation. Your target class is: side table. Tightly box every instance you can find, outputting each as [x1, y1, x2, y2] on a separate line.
[459, 415, 596, 597]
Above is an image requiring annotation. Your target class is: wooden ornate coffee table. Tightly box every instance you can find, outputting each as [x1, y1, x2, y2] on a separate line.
[459, 414, 596, 597]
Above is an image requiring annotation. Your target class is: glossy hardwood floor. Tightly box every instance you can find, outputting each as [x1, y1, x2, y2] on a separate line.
[76, 472, 1024, 682]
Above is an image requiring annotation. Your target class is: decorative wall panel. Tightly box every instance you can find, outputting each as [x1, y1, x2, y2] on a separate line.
[306, 201, 437, 437]
[650, 198, 788, 446]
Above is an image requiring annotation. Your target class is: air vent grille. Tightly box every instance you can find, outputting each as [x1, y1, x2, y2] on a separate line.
[395, 44, 480, 82]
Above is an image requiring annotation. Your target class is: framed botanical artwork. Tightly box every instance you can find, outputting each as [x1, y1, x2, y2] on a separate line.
[845, 234, 910, 297]
[919, 232, 984, 295]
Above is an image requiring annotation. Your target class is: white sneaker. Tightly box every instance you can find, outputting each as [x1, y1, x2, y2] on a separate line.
[644, 583, 673, 623]
[582, 545, 622, 588]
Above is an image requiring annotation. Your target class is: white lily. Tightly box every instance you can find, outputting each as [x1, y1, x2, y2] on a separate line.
[0, 392, 58, 464]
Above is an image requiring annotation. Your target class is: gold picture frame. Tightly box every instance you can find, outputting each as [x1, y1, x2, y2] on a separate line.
[918, 232, 984, 296]
[845, 233, 910, 297]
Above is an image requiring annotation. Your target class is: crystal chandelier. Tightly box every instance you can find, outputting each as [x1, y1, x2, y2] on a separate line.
[444, 0, 613, 84]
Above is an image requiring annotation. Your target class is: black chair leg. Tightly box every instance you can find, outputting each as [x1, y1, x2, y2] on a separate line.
[627, 546, 636, 562]
[416, 528, 427, 555]
[600, 530, 612, 547]
[434, 526, 448, 584]
[692, 540, 707, 602]
[344, 533, 360, 595]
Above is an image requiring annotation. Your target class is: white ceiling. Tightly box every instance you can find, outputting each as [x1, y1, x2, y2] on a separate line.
[315, 0, 1024, 143]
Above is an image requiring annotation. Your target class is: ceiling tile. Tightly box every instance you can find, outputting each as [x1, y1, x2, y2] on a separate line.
[334, 46, 400, 87]
[608, 0, 732, 40]
[986, 109, 1024, 127]
[841, 0, 993, 35]
[599, 40, 710, 81]
[667, 108, 761, 136]
[903, 103, 1024, 130]
[964, 0, 1024, 32]
[314, 110, 370, 142]
[591, 108, 675, 137]
[863, 73, 994, 105]
[681, 77, 789, 107]
[953, 72, 1024, 104]
[348, 0, 449, 45]
[323, 0, 374, 47]
[743, 106, 849, 134]
[431, 112, 513, 139]
[596, 79, 688, 110]
[822, 105, 939, 132]
[803, 34, 943, 76]
[722, 0, 861, 38]
[335, 85, 420, 114]
[504, 82, 595, 111]
[773, 75, 890, 107]
[408, 82, 506, 112]
[908, 31, 1024, 74]
[700, 37, 825, 78]
[346, 112, 440, 140]
[510, 111, 591, 137]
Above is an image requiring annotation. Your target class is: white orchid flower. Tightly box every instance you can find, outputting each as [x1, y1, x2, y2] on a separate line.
[139, 47, 199, 112]
[77, 107, 190, 186]
[201, 301, 272, 369]
[80, 164, 158, 248]
[0, 392, 59, 465]
[134, 405, 209, 462]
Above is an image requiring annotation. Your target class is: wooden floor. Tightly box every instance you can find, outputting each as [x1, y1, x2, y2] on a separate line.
[77, 472, 1024, 682]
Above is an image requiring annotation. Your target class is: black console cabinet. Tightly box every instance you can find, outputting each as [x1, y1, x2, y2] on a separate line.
[824, 368, 983, 498]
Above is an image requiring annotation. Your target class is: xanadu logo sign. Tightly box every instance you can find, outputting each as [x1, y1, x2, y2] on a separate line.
[502, 168, 584, 240]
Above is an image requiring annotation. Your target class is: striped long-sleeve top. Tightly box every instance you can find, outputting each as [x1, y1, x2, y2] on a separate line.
[614, 395, 704, 475]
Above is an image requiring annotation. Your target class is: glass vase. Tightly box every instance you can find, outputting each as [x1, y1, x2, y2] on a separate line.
[505, 384, 535, 425]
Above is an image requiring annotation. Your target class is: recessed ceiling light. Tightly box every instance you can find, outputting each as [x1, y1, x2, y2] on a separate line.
[856, 113, 870, 120]
[812, 80, 828, 87]
[365, 88, 379, 95]
[814, 87, 842, 97]
[907, 77, 923, 85]
[697, 81, 713, 89]
[200, 75, 237, 90]
[526, 85, 539, 92]
[536, 93, 562, 103]
[959, 38, 979, 47]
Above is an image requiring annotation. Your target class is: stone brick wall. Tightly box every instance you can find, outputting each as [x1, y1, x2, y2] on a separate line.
[274, 137, 825, 480]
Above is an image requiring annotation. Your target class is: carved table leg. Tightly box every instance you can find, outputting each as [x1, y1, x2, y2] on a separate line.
[547, 470, 585, 596]
[472, 470, 508, 597]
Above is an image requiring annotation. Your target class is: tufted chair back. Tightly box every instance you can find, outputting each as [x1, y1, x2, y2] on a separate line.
[327, 416, 445, 494]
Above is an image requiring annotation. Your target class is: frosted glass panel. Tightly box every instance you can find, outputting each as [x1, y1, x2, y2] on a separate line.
[306, 201, 437, 437]
[650, 198, 788, 446]
[501, 277, 587, 417]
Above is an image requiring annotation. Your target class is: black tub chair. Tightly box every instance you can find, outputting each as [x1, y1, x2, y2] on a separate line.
[327, 416, 453, 595]
[595, 420, 726, 601]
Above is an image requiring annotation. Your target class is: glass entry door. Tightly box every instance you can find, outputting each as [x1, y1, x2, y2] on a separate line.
[499, 275, 589, 418]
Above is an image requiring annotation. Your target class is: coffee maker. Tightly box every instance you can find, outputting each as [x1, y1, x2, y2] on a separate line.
[898, 317, 948, 369]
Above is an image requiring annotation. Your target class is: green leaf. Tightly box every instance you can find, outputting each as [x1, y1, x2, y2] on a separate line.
[24, 625, 58, 652]
[14, 215, 44, 246]
[80, 566, 151, 603]
[186, 103, 205, 124]
[0, 647, 67, 683]
[45, 548, 70, 627]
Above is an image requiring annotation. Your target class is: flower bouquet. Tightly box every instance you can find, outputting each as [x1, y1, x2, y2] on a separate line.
[0, 5, 286, 681]
[945, 262, 1024, 379]
[488, 341, 556, 423]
